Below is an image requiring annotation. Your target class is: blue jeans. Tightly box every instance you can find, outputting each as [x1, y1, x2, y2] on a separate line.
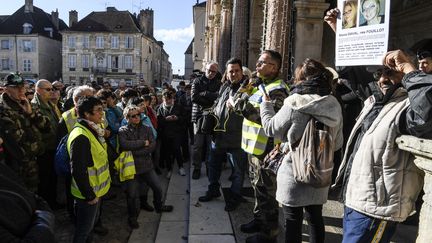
[207, 143, 247, 196]
[73, 198, 101, 243]
[343, 207, 398, 243]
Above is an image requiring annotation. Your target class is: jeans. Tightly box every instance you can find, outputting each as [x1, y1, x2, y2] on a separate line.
[125, 170, 163, 217]
[73, 198, 101, 243]
[192, 123, 211, 170]
[343, 207, 398, 243]
[207, 143, 247, 196]
[282, 205, 324, 243]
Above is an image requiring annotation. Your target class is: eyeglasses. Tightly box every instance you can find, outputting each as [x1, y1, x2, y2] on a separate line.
[41, 87, 55, 92]
[92, 107, 104, 113]
[373, 68, 396, 80]
[206, 69, 217, 73]
[256, 60, 275, 66]
[417, 51, 432, 60]
[128, 113, 140, 119]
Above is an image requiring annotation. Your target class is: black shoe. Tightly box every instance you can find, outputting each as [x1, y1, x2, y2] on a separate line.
[140, 201, 154, 212]
[192, 169, 201, 180]
[155, 205, 173, 213]
[240, 218, 262, 233]
[224, 199, 239, 212]
[93, 224, 109, 236]
[128, 218, 139, 229]
[245, 234, 276, 243]
[198, 190, 221, 202]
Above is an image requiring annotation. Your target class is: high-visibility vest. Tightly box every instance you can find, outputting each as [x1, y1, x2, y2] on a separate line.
[62, 108, 78, 133]
[114, 151, 136, 182]
[67, 123, 111, 199]
[241, 79, 288, 155]
[62, 108, 108, 133]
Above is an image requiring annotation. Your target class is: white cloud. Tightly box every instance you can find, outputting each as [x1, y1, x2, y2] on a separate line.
[155, 24, 194, 43]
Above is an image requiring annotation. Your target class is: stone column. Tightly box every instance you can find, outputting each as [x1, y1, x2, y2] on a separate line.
[247, 0, 265, 69]
[218, 0, 233, 71]
[231, 0, 249, 64]
[293, 0, 329, 67]
[397, 135, 432, 243]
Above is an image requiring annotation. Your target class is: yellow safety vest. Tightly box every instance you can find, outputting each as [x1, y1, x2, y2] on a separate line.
[241, 79, 289, 155]
[114, 151, 136, 182]
[67, 123, 111, 199]
[62, 108, 109, 133]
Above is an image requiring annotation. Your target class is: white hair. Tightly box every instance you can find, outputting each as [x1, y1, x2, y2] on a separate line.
[72, 85, 94, 105]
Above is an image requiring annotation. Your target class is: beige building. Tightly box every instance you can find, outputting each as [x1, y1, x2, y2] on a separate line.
[192, 1, 207, 72]
[202, 0, 432, 78]
[0, 0, 67, 81]
[61, 7, 171, 87]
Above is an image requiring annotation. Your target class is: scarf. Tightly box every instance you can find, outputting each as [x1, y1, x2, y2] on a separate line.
[290, 76, 332, 96]
[83, 119, 105, 143]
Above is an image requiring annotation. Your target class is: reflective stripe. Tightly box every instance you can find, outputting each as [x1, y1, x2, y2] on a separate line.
[88, 163, 110, 177]
[114, 151, 136, 182]
[92, 177, 110, 193]
[62, 108, 77, 133]
[371, 220, 387, 243]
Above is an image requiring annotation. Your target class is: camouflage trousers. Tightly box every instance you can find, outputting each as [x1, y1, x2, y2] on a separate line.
[19, 158, 39, 193]
[248, 154, 279, 238]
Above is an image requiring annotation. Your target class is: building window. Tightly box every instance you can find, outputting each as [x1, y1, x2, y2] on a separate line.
[68, 36, 76, 48]
[125, 36, 134, 49]
[68, 54, 77, 68]
[83, 36, 90, 49]
[23, 40, 33, 52]
[1, 40, 9, 50]
[96, 36, 104, 49]
[23, 60, 31, 72]
[82, 54, 90, 68]
[1, 59, 10, 70]
[124, 55, 133, 69]
[111, 56, 119, 69]
[111, 36, 119, 49]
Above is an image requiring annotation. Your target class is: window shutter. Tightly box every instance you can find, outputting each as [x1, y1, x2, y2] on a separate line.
[130, 37, 134, 48]
[107, 55, 112, 69]
[31, 40, 36, 52]
[119, 55, 124, 69]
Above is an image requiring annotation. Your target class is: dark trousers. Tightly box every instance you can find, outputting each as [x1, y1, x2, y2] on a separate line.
[282, 205, 325, 243]
[207, 144, 247, 196]
[37, 150, 57, 208]
[160, 135, 184, 171]
[125, 170, 163, 218]
[192, 123, 211, 170]
[73, 198, 101, 243]
[343, 207, 398, 243]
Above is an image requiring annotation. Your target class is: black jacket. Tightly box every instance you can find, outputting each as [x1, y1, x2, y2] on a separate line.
[157, 103, 185, 139]
[191, 75, 221, 123]
[0, 163, 55, 243]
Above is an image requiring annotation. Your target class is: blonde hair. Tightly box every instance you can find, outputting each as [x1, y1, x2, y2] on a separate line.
[123, 105, 140, 118]
[343, 1, 357, 29]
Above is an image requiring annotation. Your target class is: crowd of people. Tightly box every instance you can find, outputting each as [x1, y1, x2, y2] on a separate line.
[1, 6, 432, 243]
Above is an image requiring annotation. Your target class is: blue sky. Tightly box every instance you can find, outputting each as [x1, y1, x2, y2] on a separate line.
[0, 0, 197, 75]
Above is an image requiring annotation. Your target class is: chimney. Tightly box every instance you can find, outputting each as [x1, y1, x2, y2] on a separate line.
[69, 10, 78, 27]
[138, 9, 154, 37]
[24, 0, 34, 13]
[106, 7, 118, 12]
[51, 9, 59, 30]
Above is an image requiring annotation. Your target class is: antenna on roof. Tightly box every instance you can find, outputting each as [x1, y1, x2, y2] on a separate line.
[104, 1, 110, 8]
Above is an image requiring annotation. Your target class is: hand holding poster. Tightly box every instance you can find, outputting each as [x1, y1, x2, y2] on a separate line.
[335, 0, 391, 66]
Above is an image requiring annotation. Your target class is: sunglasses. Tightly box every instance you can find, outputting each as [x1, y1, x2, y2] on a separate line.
[128, 113, 140, 119]
[373, 68, 396, 81]
[256, 60, 275, 66]
[417, 51, 432, 60]
[41, 87, 55, 92]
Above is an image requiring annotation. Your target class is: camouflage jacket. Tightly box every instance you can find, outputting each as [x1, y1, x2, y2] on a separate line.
[0, 93, 50, 168]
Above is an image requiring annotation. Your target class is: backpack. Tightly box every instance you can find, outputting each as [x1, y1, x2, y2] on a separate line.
[290, 118, 334, 188]
[54, 134, 71, 176]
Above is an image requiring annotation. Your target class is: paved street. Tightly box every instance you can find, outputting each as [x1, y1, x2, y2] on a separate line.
[54, 161, 419, 243]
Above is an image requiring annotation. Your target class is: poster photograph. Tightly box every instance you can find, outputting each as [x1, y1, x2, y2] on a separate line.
[335, 0, 390, 66]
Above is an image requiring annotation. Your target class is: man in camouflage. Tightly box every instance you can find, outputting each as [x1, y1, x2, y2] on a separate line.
[233, 50, 289, 243]
[0, 73, 50, 192]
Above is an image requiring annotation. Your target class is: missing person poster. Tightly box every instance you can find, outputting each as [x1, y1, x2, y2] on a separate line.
[335, 0, 391, 66]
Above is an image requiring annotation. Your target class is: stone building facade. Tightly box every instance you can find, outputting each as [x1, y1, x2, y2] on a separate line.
[62, 7, 171, 87]
[0, 0, 67, 81]
[201, 0, 432, 79]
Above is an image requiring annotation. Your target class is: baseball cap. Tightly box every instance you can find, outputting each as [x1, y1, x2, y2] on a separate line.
[4, 72, 25, 86]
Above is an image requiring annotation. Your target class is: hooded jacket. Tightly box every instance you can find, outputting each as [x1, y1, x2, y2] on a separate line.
[260, 93, 343, 206]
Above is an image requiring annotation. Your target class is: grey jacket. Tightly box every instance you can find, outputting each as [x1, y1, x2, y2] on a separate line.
[118, 123, 156, 174]
[260, 94, 343, 206]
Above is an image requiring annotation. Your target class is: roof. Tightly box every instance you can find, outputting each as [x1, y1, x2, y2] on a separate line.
[0, 15, 9, 23]
[194, 1, 207, 7]
[185, 39, 193, 54]
[68, 10, 141, 33]
[0, 6, 68, 40]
